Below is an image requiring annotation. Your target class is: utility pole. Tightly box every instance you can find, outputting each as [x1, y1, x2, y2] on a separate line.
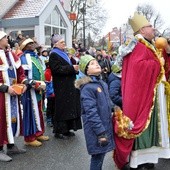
[82, 2, 86, 48]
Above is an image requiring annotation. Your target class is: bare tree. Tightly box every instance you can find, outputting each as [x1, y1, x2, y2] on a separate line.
[136, 3, 169, 36]
[70, 0, 107, 41]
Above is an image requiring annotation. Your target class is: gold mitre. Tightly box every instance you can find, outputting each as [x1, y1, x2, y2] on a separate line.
[128, 12, 150, 33]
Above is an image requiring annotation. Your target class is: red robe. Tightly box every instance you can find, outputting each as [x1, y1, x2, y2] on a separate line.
[114, 41, 162, 169]
[0, 49, 26, 146]
[163, 50, 170, 82]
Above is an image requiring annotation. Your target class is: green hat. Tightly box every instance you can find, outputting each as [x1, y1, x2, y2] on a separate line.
[111, 64, 122, 73]
[67, 48, 76, 55]
[79, 55, 95, 74]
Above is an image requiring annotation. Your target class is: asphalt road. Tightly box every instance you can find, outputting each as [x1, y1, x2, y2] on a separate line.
[0, 125, 114, 170]
[1, 125, 170, 170]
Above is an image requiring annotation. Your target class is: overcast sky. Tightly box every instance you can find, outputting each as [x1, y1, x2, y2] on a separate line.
[101, 0, 170, 35]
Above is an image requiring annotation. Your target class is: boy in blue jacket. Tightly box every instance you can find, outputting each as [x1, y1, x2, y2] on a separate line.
[75, 55, 114, 170]
[108, 63, 122, 109]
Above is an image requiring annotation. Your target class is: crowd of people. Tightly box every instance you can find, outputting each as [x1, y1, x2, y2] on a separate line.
[1, 11, 170, 170]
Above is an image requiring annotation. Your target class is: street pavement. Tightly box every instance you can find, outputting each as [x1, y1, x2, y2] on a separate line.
[0, 125, 114, 170]
[1, 124, 170, 170]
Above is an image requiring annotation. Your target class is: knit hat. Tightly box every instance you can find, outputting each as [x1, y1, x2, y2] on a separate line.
[51, 34, 63, 45]
[79, 55, 95, 74]
[0, 31, 7, 40]
[111, 63, 122, 73]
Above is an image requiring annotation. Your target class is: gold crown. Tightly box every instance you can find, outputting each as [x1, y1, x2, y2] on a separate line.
[128, 12, 150, 33]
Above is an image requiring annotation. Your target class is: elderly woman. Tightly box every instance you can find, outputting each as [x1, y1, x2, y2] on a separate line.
[49, 34, 82, 139]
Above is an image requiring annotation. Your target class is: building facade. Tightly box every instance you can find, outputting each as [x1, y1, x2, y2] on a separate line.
[0, 0, 72, 48]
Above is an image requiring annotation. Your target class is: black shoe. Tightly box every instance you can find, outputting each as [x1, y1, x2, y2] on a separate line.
[54, 133, 68, 140]
[143, 163, 154, 169]
[121, 164, 130, 170]
[63, 132, 75, 137]
[137, 163, 154, 169]
[47, 121, 53, 127]
[7, 145, 26, 155]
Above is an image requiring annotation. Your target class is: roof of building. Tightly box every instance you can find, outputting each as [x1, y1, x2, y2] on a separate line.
[2, 0, 49, 19]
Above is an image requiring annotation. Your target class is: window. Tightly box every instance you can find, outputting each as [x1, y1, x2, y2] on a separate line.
[44, 6, 67, 46]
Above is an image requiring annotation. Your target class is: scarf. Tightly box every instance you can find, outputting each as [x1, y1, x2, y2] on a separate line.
[51, 47, 72, 65]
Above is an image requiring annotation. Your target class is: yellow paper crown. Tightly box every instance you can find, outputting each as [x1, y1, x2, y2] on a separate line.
[67, 48, 76, 55]
[128, 12, 150, 33]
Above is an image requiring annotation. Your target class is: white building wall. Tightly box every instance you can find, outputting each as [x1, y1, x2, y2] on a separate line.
[39, 0, 72, 47]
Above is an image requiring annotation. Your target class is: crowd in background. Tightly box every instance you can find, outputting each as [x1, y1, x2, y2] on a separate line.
[2, 11, 170, 170]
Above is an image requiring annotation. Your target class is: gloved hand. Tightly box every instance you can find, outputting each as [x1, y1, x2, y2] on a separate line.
[97, 133, 109, 147]
[23, 80, 36, 90]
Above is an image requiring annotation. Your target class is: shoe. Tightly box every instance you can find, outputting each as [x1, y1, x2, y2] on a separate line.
[130, 168, 138, 170]
[142, 163, 155, 169]
[47, 122, 53, 127]
[63, 131, 75, 137]
[25, 140, 42, 147]
[0, 150, 12, 162]
[121, 164, 130, 170]
[137, 163, 154, 169]
[37, 135, 49, 141]
[7, 145, 26, 155]
[54, 133, 68, 140]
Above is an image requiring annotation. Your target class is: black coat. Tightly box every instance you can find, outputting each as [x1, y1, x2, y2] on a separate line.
[49, 51, 81, 121]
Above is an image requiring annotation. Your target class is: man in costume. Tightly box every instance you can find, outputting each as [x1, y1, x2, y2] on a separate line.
[0, 31, 27, 162]
[20, 38, 49, 147]
[113, 12, 170, 170]
[49, 34, 82, 139]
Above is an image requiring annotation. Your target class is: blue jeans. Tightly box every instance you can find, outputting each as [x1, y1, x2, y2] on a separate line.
[90, 153, 105, 170]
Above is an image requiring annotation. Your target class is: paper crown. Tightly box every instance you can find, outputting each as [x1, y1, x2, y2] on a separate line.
[79, 55, 95, 74]
[0, 31, 7, 40]
[67, 48, 76, 55]
[128, 12, 150, 33]
[20, 38, 34, 50]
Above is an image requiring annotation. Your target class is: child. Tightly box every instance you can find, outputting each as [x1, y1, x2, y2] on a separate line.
[75, 55, 114, 170]
[44, 60, 55, 127]
[108, 63, 122, 109]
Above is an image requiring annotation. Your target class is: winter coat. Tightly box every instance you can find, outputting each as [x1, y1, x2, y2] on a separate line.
[75, 76, 114, 155]
[108, 72, 122, 109]
[44, 67, 54, 98]
[49, 51, 81, 121]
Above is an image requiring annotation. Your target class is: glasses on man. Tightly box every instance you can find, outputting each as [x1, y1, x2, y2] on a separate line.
[142, 25, 152, 29]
